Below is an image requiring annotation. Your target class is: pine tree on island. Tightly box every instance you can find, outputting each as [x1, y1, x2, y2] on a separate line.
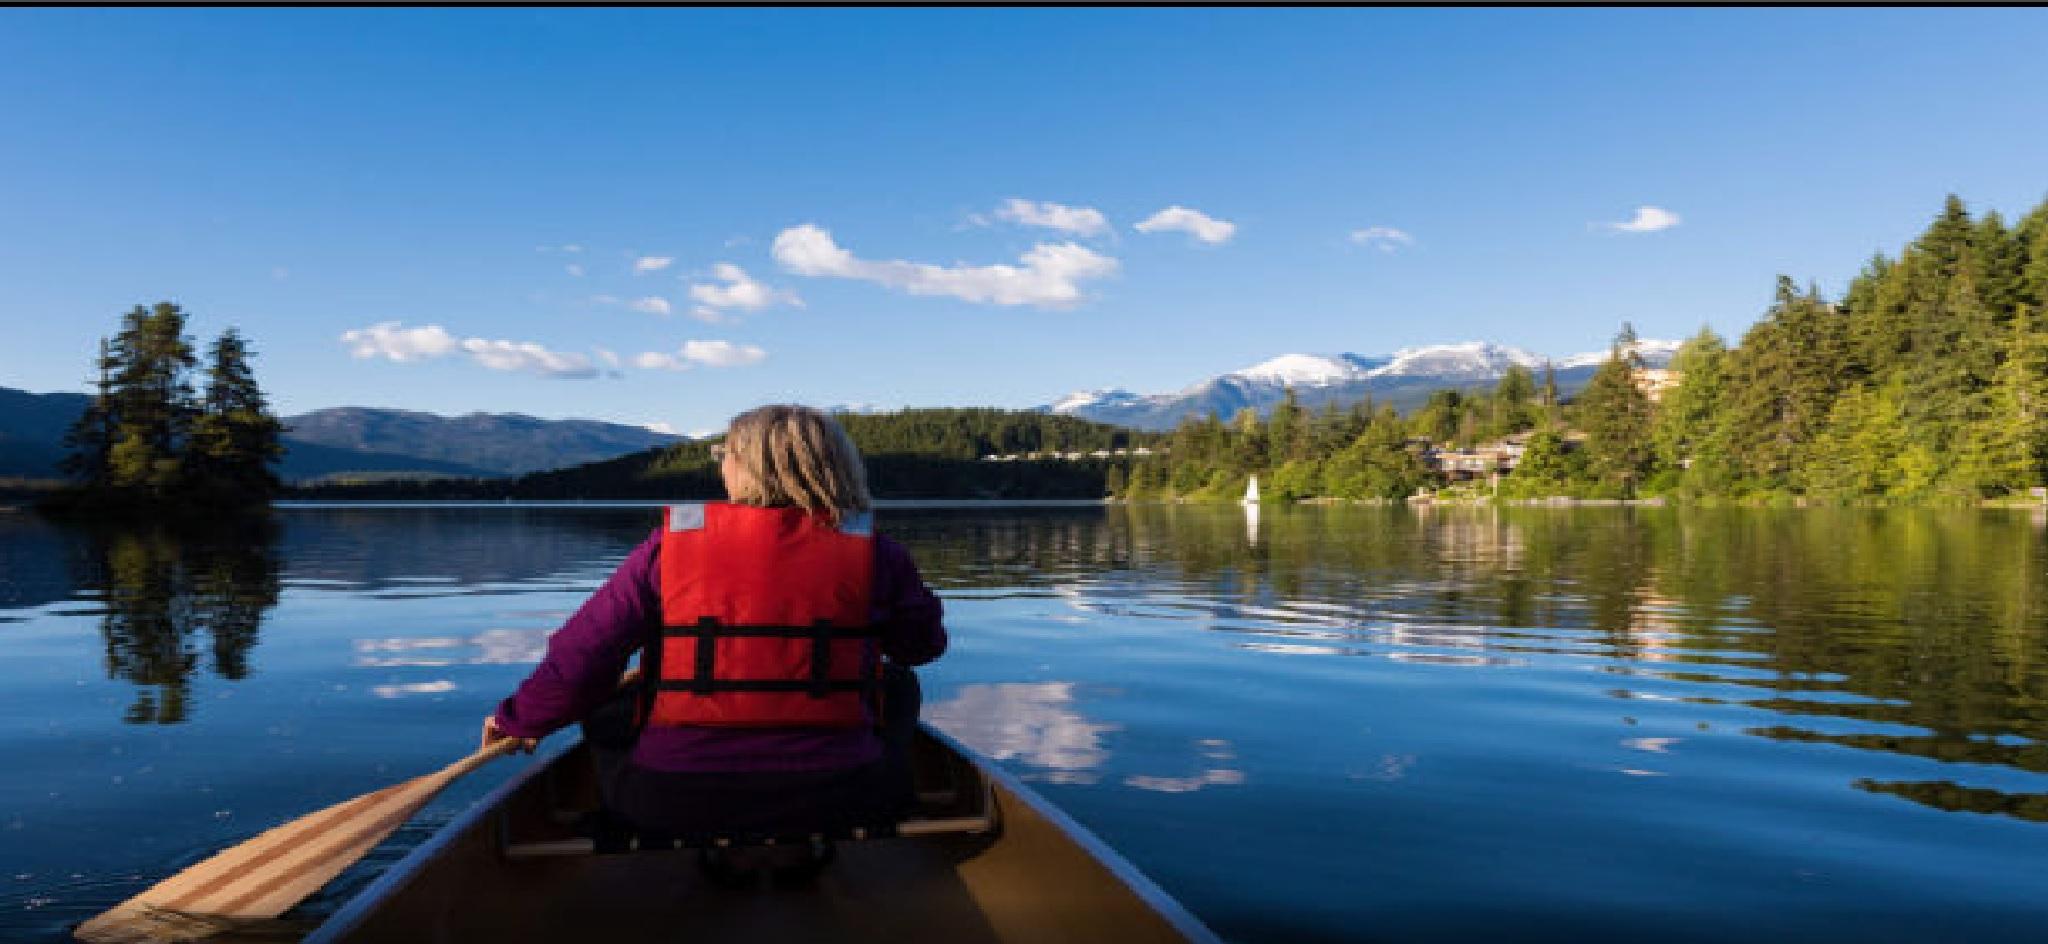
[47, 302, 285, 517]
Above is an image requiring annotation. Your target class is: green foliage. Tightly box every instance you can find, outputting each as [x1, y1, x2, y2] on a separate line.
[1960, 306, 2048, 492]
[1268, 458, 1323, 501]
[185, 329, 286, 503]
[1324, 411, 1430, 500]
[1104, 191, 2048, 506]
[1652, 327, 1727, 476]
[52, 303, 282, 515]
[1572, 323, 1658, 496]
[1499, 429, 1589, 499]
[1639, 193, 2048, 501]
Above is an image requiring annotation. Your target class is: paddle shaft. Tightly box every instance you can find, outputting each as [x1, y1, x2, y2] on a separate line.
[76, 739, 520, 944]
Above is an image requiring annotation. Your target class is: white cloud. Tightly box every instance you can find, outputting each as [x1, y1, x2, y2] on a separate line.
[684, 339, 766, 367]
[340, 322, 459, 362]
[771, 224, 1117, 307]
[987, 198, 1111, 237]
[460, 338, 599, 378]
[536, 244, 584, 254]
[1350, 226, 1415, 253]
[633, 340, 769, 370]
[632, 255, 674, 274]
[628, 296, 673, 316]
[687, 262, 800, 321]
[565, 263, 586, 277]
[1134, 206, 1236, 245]
[342, 322, 604, 379]
[1604, 205, 1681, 234]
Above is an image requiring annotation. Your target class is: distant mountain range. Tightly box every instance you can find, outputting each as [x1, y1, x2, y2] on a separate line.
[280, 408, 682, 478]
[4, 338, 1679, 481]
[0, 388, 681, 481]
[1043, 339, 1682, 431]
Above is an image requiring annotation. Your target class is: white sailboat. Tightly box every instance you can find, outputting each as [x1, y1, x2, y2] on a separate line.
[1241, 475, 1260, 506]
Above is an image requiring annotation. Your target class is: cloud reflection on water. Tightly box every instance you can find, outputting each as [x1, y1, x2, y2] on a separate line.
[925, 682, 1120, 783]
[352, 628, 552, 666]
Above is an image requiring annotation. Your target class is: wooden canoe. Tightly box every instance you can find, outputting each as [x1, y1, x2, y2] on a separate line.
[303, 724, 1222, 944]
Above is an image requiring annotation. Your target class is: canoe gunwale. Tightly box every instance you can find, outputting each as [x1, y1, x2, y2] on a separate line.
[919, 725, 1226, 944]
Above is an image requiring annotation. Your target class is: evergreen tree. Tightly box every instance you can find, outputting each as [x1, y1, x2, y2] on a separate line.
[1713, 279, 1848, 490]
[1651, 327, 1727, 480]
[89, 303, 199, 497]
[1538, 360, 1561, 426]
[1573, 323, 1656, 496]
[1901, 271, 1999, 489]
[1960, 306, 2048, 493]
[1324, 407, 1427, 499]
[1493, 363, 1537, 435]
[61, 338, 119, 487]
[1266, 387, 1308, 465]
[2017, 200, 2048, 311]
[1798, 382, 1906, 498]
[52, 303, 294, 513]
[185, 329, 285, 502]
[1413, 389, 1465, 445]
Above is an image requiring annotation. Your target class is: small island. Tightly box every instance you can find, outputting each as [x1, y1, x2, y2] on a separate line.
[40, 301, 285, 519]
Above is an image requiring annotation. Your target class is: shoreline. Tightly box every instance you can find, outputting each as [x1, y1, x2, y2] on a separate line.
[1112, 495, 2047, 510]
[273, 498, 1111, 510]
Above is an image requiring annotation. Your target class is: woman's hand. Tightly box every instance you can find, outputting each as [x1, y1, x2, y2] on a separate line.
[480, 715, 539, 754]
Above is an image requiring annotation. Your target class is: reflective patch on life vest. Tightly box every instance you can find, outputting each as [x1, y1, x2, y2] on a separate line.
[838, 510, 873, 536]
[667, 503, 706, 532]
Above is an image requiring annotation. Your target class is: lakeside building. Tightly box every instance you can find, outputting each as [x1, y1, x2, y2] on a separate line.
[1637, 368, 1681, 403]
[1425, 432, 1535, 482]
[981, 446, 1161, 462]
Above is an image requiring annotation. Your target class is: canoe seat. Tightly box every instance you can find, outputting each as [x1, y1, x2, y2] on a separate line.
[499, 746, 998, 860]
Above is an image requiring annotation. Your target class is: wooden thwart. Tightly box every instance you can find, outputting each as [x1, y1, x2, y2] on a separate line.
[74, 741, 517, 944]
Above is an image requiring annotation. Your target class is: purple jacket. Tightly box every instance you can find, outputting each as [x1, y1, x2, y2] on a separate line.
[493, 524, 946, 772]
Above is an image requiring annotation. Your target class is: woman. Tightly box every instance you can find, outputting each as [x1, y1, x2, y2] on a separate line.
[481, 404, 946, 855]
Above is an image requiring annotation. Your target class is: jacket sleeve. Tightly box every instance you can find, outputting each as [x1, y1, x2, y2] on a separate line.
[493, 530, 661, 739]
[871, 534, 947, 667]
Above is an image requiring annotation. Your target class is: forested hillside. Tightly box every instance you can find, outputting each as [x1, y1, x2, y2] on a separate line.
[291, 408, 1157, 500]
[1120, 194, 2048, 504]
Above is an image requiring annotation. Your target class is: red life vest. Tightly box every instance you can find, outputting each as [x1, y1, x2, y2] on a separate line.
[648, 501, 879, 728]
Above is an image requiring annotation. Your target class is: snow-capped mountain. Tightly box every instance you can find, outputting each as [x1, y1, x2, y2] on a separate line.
[1230, 354, 1367, 386]
[1043, 339, 1679, 431]
[1556, 338, 1683, 370]
[1371, 341, 1544, 380]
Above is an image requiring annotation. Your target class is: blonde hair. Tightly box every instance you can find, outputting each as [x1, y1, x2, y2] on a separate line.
[721, 405, 871, 524]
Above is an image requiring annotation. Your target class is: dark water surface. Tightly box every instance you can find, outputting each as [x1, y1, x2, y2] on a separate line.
[2, 504, 2046, 943]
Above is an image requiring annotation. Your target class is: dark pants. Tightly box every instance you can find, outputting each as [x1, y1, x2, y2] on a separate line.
[583, 663, 921, 839]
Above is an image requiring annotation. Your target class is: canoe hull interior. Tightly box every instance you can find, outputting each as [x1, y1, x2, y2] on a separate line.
[307, 726, 1217, 944]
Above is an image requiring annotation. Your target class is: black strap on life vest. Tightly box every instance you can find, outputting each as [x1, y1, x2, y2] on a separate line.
[658, 617, 882, 699]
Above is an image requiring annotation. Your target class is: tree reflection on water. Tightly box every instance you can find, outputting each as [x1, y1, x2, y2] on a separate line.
[73, 522, 280, 724]
[899, 504, 2048, 824]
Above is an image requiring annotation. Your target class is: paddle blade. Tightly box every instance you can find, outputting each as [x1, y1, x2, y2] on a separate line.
[77, 744, 513, 943]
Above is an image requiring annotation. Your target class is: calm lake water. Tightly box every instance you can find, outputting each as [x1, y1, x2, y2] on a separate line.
[3, 503, 2046, 943]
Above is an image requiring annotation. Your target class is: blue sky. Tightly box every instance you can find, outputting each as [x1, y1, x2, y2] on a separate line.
[3, 8, 2046, 435]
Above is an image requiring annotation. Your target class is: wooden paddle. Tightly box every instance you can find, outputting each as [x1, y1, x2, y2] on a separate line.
[75, 739, 520, 943]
